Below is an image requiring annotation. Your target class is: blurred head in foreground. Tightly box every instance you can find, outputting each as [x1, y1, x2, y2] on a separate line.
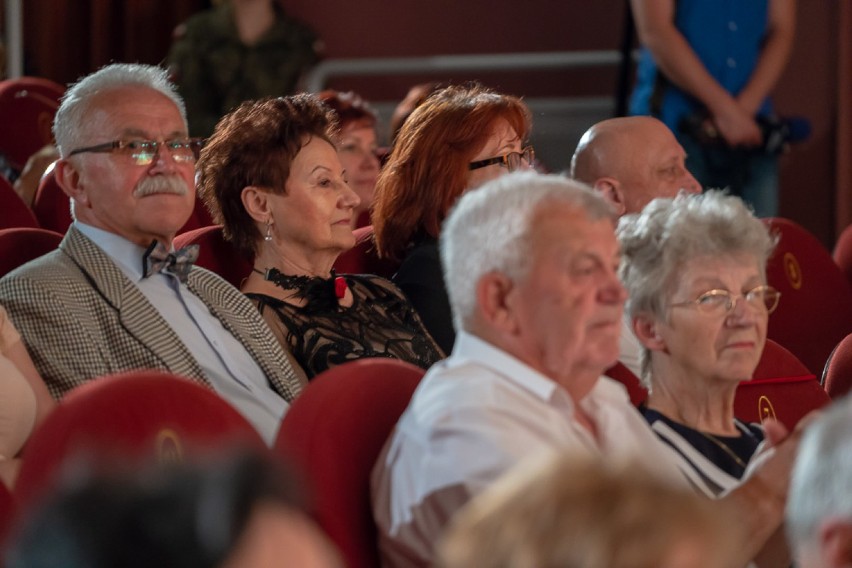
[437, 453, 738, 568]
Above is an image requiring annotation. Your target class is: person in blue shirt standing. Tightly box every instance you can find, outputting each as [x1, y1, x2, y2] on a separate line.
[629, 0, 796, 217]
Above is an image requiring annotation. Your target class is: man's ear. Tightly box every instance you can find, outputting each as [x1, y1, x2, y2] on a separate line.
[593, 177, 627, 216]
[819, 519, 852, 568]
[241, 186, 272, 224]
[633, 313, 666, 351]
[475, 272, 517, 334]
[53, 159, 87, 205]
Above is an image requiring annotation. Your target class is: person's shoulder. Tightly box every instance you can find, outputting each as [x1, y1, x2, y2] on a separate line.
[0, 248, 76, 286]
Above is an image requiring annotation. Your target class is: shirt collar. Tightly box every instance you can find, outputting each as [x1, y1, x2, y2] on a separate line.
[449, 330, 630, 408]
[74, 221, 151, 281]
[449, 331, 562, 401]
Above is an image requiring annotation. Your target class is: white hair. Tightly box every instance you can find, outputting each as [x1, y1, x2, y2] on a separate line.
[440, 171, 615, 331]
[53, 63, 186, 157]
[787, 396, 852, 557]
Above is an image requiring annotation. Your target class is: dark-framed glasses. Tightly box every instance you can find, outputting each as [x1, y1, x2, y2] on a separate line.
[670, 285, 781, 316]
[68, 138, 204, 166]
[468, 146, 534, 173]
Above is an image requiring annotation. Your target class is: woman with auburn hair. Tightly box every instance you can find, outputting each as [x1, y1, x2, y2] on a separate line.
[197, 95, 443, 379]
[316, 90, 381, 228]
[372, 83, 533, 354]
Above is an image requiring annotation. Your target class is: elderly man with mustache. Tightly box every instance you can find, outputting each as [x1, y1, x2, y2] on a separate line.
[0, 63, 304, 444]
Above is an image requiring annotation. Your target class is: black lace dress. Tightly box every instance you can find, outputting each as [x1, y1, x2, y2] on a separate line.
[247, 274, 444, 379]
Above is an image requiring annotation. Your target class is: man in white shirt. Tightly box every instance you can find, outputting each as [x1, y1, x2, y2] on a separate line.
[787, 395, 852, 568]
[372, 172, 799, 568]
[0, 63, 304, 444]
[571, 115, 703, 377]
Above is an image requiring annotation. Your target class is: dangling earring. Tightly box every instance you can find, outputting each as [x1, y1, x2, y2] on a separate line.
[264, 219, 273, 242]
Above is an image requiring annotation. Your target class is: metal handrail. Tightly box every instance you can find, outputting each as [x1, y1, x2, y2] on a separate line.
[305, 50, 625, 93]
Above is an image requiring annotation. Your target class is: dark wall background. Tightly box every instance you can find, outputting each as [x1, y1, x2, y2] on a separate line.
[21, 0, 846, 246]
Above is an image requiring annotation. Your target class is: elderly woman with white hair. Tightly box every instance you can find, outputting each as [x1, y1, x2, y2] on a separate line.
[617, 190, 779, 497]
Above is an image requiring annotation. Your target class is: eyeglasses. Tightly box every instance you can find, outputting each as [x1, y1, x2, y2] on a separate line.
[670, 285, 781, 316]
[468, 146, 534, 173]
[68, 138, 204, 166]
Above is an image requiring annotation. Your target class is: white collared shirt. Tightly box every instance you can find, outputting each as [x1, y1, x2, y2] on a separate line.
[75, 222, 287, 444]
[371, 330, 683, 568]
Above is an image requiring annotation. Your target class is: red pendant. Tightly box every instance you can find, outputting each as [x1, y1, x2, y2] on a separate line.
[334, 276, 347, 298]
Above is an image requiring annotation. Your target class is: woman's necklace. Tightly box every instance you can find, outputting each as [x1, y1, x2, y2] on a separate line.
[253, 267, 348, 313]
[697, 428, 747, 470]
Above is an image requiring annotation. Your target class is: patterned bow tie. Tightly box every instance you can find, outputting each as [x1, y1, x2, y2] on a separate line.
[142, 240, 199, 283]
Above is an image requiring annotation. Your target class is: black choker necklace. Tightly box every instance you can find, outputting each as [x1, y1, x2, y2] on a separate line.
[254, 267, 347, 313]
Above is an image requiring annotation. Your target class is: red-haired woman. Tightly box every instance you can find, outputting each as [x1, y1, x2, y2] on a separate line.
[373, 84, 533, 354]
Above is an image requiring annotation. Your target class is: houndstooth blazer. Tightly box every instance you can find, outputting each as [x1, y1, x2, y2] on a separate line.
[0, 226, 306, 400]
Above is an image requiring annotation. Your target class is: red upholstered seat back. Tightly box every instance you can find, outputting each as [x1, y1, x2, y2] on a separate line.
[762, 217, 852, 374]
[32, 163, 71, 234]
[178, 196, 215, 235]
[823, 333, 852, 399]
[0, 77, 63, 172]
[0, 227, 63, 277]
[0, 175, 39, 230]
[736, 338, 826, 429]
[604, 361, 647, 406]
[174, 224, 251, 288]
[14, 371, 265, 511]
[275, 359, 424, 568]
[833, 224, 852, 290]
[333, 224, 400, 278]
[752, 338, 813, 380]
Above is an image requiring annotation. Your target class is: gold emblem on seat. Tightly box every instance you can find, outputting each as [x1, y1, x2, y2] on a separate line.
[758, 395, 777, 422]
[156, 428, 184, 465]
[783, 252, 802, 290]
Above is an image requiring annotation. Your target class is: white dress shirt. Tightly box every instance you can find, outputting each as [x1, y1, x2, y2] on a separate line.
[371, 330, 684, 568]
[75, 223, 288, 444]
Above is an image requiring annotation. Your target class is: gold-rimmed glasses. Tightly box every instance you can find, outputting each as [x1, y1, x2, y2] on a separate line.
[669, 285, 781, 316]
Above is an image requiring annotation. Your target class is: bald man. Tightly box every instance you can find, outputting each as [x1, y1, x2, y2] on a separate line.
[571, 116, 702, 377]
[571, 116, 701, 216]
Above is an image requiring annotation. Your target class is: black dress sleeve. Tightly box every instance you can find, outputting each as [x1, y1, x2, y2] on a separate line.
[392, 239, 456, 355]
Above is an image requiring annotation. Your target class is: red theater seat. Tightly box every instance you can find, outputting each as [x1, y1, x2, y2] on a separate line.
[823, 333, 852, 399]
[275, 359, 424, 568]
[762, 217, 852, 374]
[0, 175, 40, 230]
[834, 224, 852, 290]
[333, 225, 400, 278]
[605, 361, 647, 406]
[0, 227, 63, 277]
[0, 77, 63, 173]
[32, 163, 71, 234]
[13, 371, 264, 511]
[737, 340, 825, 430]
[174, 224, 251, 288]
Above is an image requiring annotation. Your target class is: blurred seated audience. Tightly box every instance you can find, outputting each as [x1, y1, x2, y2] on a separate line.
[0, 63, 304, 445]
[571, 115, 703, 377]
[317, 90, 381, 228]
[787, 395, 852, 568]
[5, 145, 59, 208]
[0, 305, 55, 488]
[437, 455, 737, 568]
[372, 83, 533, 354]
[167, 0, 322, 137]
[618, 190, 779, 497]
[6, 451, 342, 568]
[197, 95, 443, 380]
[388, 82, 438, 147]
[371, 172, 799, 568]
